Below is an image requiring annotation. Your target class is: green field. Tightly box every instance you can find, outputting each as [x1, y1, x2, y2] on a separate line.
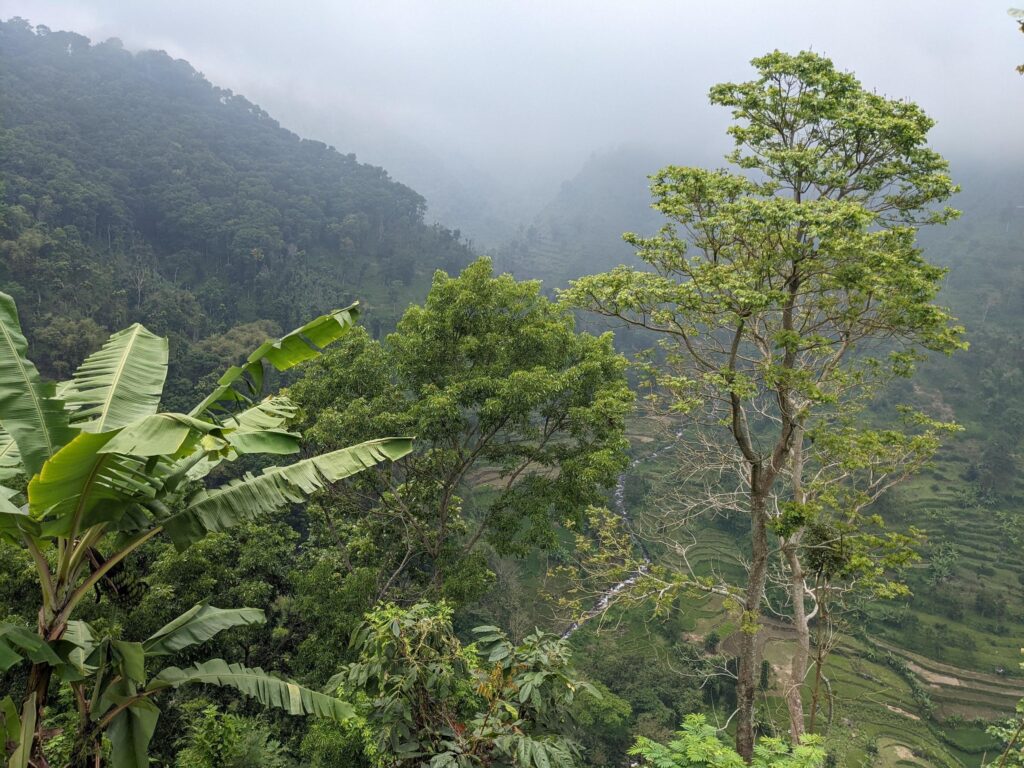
[563, 418, 1024, 766]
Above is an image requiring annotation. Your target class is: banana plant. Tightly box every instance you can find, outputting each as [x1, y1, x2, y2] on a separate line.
[2, 604, 355, 768]
[0, 291, 413, 767]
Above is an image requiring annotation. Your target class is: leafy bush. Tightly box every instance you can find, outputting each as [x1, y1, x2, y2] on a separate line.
[332, 601, 597, 767]
[173, 704, 291, 768]
[628, 714, 825, 767]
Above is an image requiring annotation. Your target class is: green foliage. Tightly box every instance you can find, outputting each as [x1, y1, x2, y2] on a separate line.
[986, 700, 1024, 766]
[333, 601, 595, 767]
[1, 603, 348, 768]
[63, 323, 169, 433]
[290, 257, 632, 610]
[0, 19, 471, 404]
[563, 49, 963, 417]
[1, 19, 1019, 767]
[985, 654, 1024, 766]
[0, 291, 76, 478]
[0, 293, 410, 765]
[628, 714, 825, 767]
[301, 715, 378, 768]
[173, 703, 292, 768]
[561, 49, 964, 751]
[151, 658, 354, 720]
[568, 679, 633, 767]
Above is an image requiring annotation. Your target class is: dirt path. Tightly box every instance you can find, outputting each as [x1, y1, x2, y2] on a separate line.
[871, 637, 1024, 697]
[906, 660, 961, 687]
[885, 703, 920, 721]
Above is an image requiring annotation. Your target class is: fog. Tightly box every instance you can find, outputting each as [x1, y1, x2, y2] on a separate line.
[3, 0, 1022, 241]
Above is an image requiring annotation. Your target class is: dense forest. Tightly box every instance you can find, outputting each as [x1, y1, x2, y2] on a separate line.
[0, 18, 471, 405]
[1, 13, 1024, 768]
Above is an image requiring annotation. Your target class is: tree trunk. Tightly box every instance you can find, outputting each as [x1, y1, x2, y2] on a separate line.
[735, 492, 770, 762]
[807, 586, 828, 734]
[23, 663, 53, 768]
[22, 612, 69, 767]
[783, 542, 808, 743]
[782, 426, 810, 742]
[69, 722, 103, 768]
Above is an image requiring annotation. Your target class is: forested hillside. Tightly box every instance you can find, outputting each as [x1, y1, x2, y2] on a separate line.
[0, 19, 470, 403]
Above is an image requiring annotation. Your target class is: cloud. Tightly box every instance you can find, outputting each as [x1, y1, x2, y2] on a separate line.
[3, 0, 1022, 218]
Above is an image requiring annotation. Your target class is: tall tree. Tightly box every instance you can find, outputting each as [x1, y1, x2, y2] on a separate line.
[562, 51, 963, 759]
[289, 257, 631, 623]
[0, 294, 411, 766]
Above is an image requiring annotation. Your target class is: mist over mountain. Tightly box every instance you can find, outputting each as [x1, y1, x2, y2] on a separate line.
[9, 1, 1021, 252]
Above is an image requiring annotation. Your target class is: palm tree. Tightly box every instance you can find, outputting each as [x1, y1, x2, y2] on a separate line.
[0, 292, 412, 767]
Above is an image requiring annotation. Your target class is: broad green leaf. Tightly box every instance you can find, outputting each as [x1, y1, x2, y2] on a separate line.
[0, 640, 20, 672]
[0, 695, 18, 748]
[0, 623, 63, 667]
[164, 396, 299, 484]
[0, 485, 21, 516]
[516, 737, 530, 767]
[487, 642, 512, 662]
[0, 501, 37, 541]
[100, 413, 224, 458]
[532, 741, 551, 768]
[28, 432, 153, 537]
[60, 620, 98, 679]
[144, 604, 266, 657]
[0, 292, 76, 477]
[149, 659, 354, 721]
[10, 692, 35, 768]
[63, 324, 168, 433]
[226, 428, 300, 455]
[190, 305, 359, 418]
[164, 437, 413, 550]
[112, 640, 146, 684]
[107, 698, 159, 768]
[227, 395, 297, 432]
[0, 427, 21, 482]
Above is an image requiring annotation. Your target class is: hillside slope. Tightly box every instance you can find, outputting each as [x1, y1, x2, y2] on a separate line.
[494, 146, 669, 287]
[0, 19, 472, 402]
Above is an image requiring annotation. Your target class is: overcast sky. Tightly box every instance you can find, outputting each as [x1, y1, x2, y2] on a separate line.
[2, 0, 1022, 217]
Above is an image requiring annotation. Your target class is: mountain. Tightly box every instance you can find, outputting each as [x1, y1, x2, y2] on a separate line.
[493, 145, 681, 287]
[0, 18, 473, 402]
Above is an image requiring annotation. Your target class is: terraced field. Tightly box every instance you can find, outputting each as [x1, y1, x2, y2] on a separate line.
[475, 403, 1022, 764]
[608, 425, 1024, 766]
[871, 474, 1024, 674]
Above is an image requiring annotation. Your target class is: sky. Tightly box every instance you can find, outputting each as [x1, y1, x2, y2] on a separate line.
[2, 0, 1022, 232]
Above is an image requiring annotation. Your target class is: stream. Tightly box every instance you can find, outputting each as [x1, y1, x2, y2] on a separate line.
[561, 435, 680, 639]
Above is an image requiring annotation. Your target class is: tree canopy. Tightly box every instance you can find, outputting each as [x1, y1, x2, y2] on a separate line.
[289, 257, 631, 624]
